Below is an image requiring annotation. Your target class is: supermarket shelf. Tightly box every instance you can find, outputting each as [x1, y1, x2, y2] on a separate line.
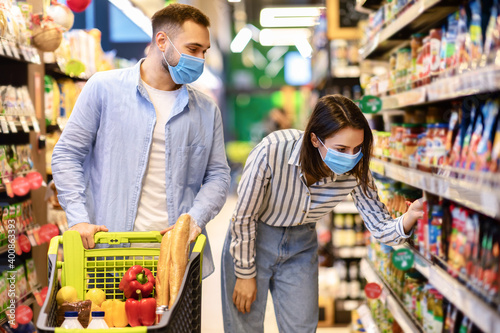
[357, 304, 381, 333]
[427, 65, 500, 102]
[334, 246, 367, 259]
[370, 158, 500, 219]
[355, 0, 382, 11]
[379, 86, 427, 110]
[0, 39, 41, 65]
[45, 63, 89, 81]
[393, 244, 500, 333]
[376, 65, 500, 110]
[360, 259, 423, 332]
[359, 0, 459, 60]
[334, 201, 359, 215]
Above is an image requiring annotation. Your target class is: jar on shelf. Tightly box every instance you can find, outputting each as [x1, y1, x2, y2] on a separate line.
[396, 48, 411, 93]
[402, 123, 424, 166]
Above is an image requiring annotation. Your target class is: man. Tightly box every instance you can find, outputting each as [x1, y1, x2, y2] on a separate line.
[51, 4, 230, 278]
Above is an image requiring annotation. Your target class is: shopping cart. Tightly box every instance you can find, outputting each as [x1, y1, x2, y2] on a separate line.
[36, 230, 206, 333]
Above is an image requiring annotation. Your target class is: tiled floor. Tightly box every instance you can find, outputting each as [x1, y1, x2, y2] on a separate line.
[201, 195, 350, 333]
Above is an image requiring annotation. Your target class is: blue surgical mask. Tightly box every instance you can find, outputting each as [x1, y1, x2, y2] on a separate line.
[317, 137, 363, 175]
[162, 35, 205, 84]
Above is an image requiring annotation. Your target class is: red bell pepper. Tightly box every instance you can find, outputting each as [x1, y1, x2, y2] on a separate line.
[119, 265, 155, 299]
[125, 292, 156, 327]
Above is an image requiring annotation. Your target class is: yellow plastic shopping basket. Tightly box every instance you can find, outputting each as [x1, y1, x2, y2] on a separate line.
[36, 230, 206, 333]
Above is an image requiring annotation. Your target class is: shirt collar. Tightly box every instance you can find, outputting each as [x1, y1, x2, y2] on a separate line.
[135, 58, 190, 117]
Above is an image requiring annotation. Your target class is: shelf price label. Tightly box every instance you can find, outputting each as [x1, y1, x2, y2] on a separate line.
[360, 95, 383, 114]
[392, 248, 415, 271]
[364, 282, 383, 299]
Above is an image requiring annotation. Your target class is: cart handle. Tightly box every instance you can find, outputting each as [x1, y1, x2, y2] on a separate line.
[94, 231, 163, 245]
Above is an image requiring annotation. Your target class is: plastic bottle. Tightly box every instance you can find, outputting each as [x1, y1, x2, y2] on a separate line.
[61, 311, 83, 329]
[87, 311, 109, 329]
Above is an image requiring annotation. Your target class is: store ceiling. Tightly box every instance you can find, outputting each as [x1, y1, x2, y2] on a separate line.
[129, 0, 325, 23]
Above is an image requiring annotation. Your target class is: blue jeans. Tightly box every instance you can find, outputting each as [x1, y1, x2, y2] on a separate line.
[221, 221, 319, 333]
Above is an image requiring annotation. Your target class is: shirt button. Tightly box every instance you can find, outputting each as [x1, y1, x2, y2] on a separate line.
[231, 218, 235, 222]
[298, 222, 303, 225]
[302, 210, 306, 214]
[306, 192, 310, 196]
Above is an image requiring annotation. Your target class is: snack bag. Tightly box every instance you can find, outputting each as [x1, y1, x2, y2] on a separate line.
[476, 99, 499, 171]
[15, 265, 28, 298]
[455, 7, 470, 74]
[25, 258, 38, 289]
[465, 102, 486, 170]
[469, 0, 483, 70]
[445, 12, 459, 77]
[483, 0, 500, 66]
[490, 119, 500, 172]
[459, 104, 480, 169]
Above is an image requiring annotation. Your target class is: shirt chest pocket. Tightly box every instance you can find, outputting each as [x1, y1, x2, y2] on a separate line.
[176, 146, 207, 185]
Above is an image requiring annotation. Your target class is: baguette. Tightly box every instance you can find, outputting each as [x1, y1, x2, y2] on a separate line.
[168, 213, 191, 308]
[156, 229, 173, 307]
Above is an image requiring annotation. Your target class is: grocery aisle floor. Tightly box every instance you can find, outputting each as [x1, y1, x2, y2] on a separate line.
[201, 195, 351, 333]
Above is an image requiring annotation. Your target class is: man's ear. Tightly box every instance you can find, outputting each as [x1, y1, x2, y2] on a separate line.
[155, 31, 167, 52]
[310, 133, 320, 148]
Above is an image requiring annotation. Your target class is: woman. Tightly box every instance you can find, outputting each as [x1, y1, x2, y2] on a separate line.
[221, 95, 423, 333]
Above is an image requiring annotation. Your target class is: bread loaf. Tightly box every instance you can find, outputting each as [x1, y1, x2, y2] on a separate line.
[156, 229, 172, 307]
[168, 214, 191, 308]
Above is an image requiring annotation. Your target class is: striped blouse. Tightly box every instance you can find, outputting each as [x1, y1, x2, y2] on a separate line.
[230, 129, 411, 278]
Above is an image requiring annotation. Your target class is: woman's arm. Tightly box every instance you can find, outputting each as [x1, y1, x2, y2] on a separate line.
[230, 143, 271, 278]
[351, 172, 423, 245]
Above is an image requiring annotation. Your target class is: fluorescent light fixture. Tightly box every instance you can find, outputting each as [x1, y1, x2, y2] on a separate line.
[108, 0, 152, 37]
[265, 59, 284, 78]
[295, 38, 313, 58]
[260, 28, 311, 46]
[246, 24, 261, 42]
[260, 7, 324, 27]
[266, 46, 288, 62]
[230, 27, 252, 53]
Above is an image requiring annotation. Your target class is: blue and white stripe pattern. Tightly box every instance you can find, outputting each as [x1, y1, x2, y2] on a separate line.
[230, 129, 410, 278]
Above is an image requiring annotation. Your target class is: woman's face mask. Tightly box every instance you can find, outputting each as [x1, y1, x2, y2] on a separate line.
[316, 134, 363, 175]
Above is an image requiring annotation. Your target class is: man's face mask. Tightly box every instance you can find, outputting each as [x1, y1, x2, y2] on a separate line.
[161, 35, 205, 84]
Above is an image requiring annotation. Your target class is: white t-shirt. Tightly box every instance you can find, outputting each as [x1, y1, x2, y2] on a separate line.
[133, 80, 181, 234]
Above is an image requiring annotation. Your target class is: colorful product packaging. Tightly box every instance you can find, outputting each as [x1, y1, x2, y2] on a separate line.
[476, 99, 499, 171]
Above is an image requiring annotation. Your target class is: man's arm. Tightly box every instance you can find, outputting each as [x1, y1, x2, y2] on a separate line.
[51, 76, 106, 248]
[188, 106, 231, 230]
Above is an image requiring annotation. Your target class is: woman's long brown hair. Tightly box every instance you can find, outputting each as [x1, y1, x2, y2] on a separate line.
[300, 94, 374, 195]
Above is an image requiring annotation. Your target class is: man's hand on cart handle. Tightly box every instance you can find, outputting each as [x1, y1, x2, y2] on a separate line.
[189, 219, 201, 243]
[69, 222, 109, 249]
[160, 217, 201, 242]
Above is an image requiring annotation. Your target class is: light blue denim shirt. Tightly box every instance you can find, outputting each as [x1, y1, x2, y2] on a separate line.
[51, 59, 231, 277]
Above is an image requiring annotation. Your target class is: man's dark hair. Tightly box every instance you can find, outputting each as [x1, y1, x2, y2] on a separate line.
[151, 4, 210, 42]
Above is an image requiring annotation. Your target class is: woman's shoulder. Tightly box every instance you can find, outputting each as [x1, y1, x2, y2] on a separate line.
[261, 129, 303, 146]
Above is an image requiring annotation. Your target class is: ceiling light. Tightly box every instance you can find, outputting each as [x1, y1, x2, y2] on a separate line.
[260, 28, 311, 46]
[230, 27, 252, 53]
[295, 38, 313, 58]
[260, 7, 324, 27]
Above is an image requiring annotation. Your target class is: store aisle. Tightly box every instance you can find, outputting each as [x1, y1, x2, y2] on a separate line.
[201, 195, 350, 333]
